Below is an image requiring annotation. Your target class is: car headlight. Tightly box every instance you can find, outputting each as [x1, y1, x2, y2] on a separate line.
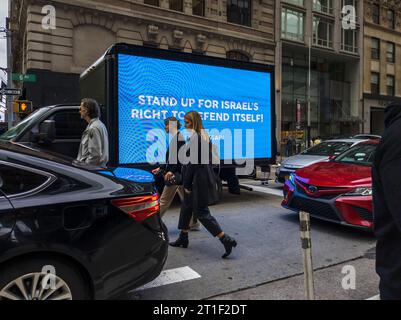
[289, 173, 296, 184]
[345, 187, 372, 196]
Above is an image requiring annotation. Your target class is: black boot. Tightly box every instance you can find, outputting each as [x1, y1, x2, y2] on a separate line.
[220, 234, 237, 259]
[169, 232, 189, 248]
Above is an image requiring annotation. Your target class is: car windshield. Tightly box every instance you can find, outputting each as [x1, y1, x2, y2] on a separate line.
[334, 144, 377, 166]
[301, 142, 353, 156]
[0, 108, 49, 141]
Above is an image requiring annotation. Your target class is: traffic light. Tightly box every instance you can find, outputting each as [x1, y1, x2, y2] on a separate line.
[13, 100, 33, 114]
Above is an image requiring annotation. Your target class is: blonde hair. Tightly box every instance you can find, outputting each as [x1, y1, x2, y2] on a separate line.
[184, 111, 209, 142]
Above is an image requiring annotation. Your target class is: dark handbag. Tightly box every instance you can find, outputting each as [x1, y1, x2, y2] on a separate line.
[206, 164, 221, 205]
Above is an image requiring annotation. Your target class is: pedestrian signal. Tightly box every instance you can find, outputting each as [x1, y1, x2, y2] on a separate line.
[13, 100, 33, 114]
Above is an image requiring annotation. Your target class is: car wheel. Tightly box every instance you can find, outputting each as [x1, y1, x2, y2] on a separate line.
[0, 257, 90, 300]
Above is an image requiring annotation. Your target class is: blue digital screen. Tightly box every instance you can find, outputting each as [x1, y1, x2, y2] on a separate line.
[118, 54, 272, 165]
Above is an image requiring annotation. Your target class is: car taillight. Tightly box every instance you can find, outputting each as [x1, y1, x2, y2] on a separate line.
[112, 194, 160, 223]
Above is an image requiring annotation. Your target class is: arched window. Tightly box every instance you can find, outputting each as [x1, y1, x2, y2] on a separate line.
[226, 50, 250, 62]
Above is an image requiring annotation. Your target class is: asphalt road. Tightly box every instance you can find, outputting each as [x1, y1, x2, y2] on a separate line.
[126, 182, 378, 300]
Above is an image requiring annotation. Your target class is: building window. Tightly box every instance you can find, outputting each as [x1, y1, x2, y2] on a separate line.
[387, 9, 395, 29]
[283, 0, 304, 6]
[193, 0, 205, 16]
[371, 38, 380, 60]
[227, 0, 251, 26]
[227, 50, 250, 62]
[144, 0, 159, 6]
[341, 28, 358, 53]
[313, 16, 333, 48]
[372, 3, 380, 24]
[313, 0, 333, 15]
[170, 0, 183, 12]
[281, 8, 304, 42]
[371, 72, 380, 95]
[387, 42, 395, 63]
[387, 75, 395, 96]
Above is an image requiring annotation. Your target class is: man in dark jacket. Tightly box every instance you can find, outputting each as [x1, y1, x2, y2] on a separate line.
[373, 102, 401, 299]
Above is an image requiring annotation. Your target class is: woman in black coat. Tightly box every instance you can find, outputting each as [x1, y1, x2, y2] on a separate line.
[169, 111, 237, 259]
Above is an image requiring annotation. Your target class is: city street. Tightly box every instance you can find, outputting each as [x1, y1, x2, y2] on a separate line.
[127, 182, 379, 301]
[3, 0, 399, 304]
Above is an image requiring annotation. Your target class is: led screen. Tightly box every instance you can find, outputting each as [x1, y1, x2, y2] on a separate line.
[118, 54, 273, 164]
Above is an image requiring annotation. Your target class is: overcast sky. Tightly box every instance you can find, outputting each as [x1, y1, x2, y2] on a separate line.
[0, 0, 8, 84]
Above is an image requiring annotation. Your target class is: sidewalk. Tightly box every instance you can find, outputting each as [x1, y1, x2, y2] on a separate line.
[208, 257, 379, 300]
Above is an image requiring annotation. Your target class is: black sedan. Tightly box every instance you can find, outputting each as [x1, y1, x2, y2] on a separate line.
[0, 141, 168, 300]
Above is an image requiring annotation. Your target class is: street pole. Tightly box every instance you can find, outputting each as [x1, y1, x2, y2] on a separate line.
[299, 211, 315, 300]
[307, 36, 312, 149]
[6, 1, 13, 129]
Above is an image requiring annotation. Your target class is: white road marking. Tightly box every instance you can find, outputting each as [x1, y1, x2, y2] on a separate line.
[366, 294, 380, 300]
[131, 266, 201, 292]
[240, 183, 284, 197]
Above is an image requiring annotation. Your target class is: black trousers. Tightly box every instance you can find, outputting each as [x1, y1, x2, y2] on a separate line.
[178, 192, 223, 237]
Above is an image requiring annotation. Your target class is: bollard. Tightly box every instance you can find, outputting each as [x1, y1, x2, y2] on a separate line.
[299, 211, 315, 300]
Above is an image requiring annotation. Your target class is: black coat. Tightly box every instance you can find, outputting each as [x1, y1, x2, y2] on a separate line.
[162, 132, 186, 175]
[372, 103, 401, 299]
[182, 133, 213, 209]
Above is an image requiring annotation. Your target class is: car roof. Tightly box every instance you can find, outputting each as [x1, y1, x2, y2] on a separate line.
[0, 140, 102, 170]
[45, 103, 80, 109]
[323, 138, 367, 144]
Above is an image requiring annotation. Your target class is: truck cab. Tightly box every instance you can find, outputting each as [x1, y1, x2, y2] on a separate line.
[0, 104, 85, 159]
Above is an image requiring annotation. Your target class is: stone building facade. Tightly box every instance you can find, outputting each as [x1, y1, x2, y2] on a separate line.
[276, 0, 364, 149]
[363, 0, 401, 135]
[9, 0, 276, 125]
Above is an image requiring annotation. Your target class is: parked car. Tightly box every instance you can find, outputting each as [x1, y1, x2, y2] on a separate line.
[276, 139, 365, 183]
[352, 134, 381, 140]
[281, 140, 378, 230]
[0, 141, 168, 300]
[0, 123, 8, 135]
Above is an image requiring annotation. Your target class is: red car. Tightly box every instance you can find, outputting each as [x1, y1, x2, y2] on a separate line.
[282, 140, 379, 230]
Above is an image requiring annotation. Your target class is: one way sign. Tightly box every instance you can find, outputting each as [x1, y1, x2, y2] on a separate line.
[0, 88, 22, 96]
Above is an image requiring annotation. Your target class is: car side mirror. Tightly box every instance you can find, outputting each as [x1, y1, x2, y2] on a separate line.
[38, 120, 56, 144]
[328, 155, 336, 161]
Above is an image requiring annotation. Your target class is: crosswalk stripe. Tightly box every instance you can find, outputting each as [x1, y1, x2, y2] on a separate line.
[131, 266, 201, 292]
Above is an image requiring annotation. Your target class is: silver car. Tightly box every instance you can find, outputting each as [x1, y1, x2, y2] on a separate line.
[276, 139, 366, 183]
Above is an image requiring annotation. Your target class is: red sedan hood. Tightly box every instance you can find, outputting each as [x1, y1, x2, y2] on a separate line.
[295, 161, 372, 187]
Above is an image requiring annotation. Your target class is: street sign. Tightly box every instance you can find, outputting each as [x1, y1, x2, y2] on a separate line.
[0, 88, 22, 96]
[12, 73, 37, 82]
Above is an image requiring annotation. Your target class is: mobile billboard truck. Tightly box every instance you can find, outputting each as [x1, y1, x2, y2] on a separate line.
[80, 44, 276, 176]
[1, 44, 276, 194]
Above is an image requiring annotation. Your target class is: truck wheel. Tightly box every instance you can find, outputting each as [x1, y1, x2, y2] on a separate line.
[0, 257, 91, 300]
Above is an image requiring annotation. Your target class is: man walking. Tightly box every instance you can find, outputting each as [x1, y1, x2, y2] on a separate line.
[76, 98, 109, 167]
[372, 102, 401, 300]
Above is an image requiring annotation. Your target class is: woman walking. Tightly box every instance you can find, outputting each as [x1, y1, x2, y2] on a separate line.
[169, 111, 237, 259]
